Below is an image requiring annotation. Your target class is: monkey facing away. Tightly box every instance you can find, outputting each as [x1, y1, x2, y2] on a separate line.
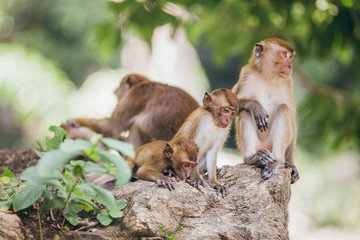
[63, 74, 199, 148]
[232, 38, 299, 184]
[126, 137, 199, 190]
[174, 89, 238, 197]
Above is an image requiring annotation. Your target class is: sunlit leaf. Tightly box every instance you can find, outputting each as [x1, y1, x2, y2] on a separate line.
[97, 150, 131, 186]
[101, 138, 135, 157]
[36, 150, 80, 179]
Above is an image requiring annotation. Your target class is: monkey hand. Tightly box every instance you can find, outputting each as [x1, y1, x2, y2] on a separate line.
[163, 168, 181, 182]
[209, 182, 229, 198]
[256, 149, 276, 168]
[187, 178, 207, 189]
[284, 161, 300, 184]
[156, 177, 175, 191]
[64, 119, 81, 128]
[252, 101, 269, 132]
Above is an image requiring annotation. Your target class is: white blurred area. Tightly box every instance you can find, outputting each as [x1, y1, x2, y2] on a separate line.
[70, 24, 208, 120]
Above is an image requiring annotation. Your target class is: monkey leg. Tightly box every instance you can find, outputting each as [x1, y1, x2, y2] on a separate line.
[238, 112, 275, 167]
[262, 104, 293, 180]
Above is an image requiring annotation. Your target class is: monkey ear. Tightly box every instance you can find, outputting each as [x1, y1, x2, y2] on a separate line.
[203, 92, 213, 108]
[125, 75, 137, 88]
[163, 143, 174, 158]
[254, 43, 263, 58]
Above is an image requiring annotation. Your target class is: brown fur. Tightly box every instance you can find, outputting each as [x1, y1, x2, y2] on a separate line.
[63, 74, 199, 148]
[232, 38, 299, 184]
[174, 89, 237, 196]
[126, 137, 199, 188]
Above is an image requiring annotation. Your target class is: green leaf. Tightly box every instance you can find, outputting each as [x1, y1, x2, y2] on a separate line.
[37, 150, 80, 179]
[63, 208, 81, 226]
[79, 183, 122, 218]
[83, 162, 107, 175]
[13, 183, 44, 212]
[0, 200, 12, 210]
[116, 199, 127, 211]
[60, 139, 93, 153]
[84, 147, 100, 162]
[45, 125, 68, 151]
[0, 176, 10, 184]
[97, 150, 131, 186]
[101, 138, 135, 157]
[97, 212, 113, 226]
[34, 149, 45, 158]
[2, 168, 15, 178]
[72, 165, 83, 177]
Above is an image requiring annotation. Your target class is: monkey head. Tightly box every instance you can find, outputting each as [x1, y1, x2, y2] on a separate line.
[163, 138, 199, 180]
[203, 89, 238, 128]
[114, 74, 151, 99]
[251, 38, 295, 80]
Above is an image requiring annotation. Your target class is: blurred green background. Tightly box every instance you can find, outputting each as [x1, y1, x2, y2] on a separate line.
[0, 0, 359, 239]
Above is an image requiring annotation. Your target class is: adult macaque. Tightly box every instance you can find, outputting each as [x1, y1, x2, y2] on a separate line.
[174, 89, 238, 197]
[126, 137, 199, 190]
[63, 74, 199, 148]
[232, 38, 299, 184]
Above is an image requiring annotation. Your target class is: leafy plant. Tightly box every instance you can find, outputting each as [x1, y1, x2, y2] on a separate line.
[159, 224, 183, 240]
[0, 125, 134, 228]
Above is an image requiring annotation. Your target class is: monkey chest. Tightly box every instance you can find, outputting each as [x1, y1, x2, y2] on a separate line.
[194, 121, 227, 156]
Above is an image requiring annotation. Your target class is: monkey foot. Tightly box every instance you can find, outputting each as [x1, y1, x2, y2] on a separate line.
[261, 161, 281, 180]
[256, 149, 276, 168]
[163, 168, 181, 182]
[156, 177, 175, 191]
[187, 178, 207, 189]
[284, 161, 300, 184]
[209, 183, 229, 198]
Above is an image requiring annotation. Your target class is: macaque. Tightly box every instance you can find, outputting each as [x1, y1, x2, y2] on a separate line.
[126, 137, 199, 190]
[174, 89, 238, 197]
[63, 74, 199, 148]
[232, 38, 299, 184]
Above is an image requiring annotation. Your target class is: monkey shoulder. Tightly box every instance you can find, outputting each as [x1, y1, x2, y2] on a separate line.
[135, 141, 168, 165]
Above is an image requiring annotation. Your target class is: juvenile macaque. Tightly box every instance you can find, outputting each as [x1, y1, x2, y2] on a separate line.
[63, 74, 199, 148]
[232, 38, 299, 183]
[174, 89, 238, 197]
[126, 137, 199, 190]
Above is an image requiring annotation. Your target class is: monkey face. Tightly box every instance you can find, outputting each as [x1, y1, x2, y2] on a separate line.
[214, 106, 237, 128]
[173, 153, 197, 180]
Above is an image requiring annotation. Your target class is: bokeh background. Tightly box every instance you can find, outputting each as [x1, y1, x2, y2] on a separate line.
[0, 0, 359, 239]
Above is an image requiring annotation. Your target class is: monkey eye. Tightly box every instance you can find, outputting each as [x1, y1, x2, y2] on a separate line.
[223, 108, 230, 113]
[231, 111, 236, 116]
[183, 163, 190, 168]
[282, 51, 288, 58]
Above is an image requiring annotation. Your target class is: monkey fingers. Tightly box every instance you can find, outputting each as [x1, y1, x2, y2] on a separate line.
[157, 178, 175, 191]
[163, 168, 181, 182]
[284, 161, 300, 184]
[187, 178, 207, 189]
[209, 183, 229, 198]
[261, 164, 276, 180]
[256, 149, 276, 167]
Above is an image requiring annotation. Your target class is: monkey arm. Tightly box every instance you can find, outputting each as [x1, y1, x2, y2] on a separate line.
[237, 99, 269, 132]
[136, 165, 175, 190]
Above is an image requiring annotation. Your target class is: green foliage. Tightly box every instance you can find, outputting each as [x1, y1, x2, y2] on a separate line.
[101, 1, 360, 66]
[0, 126, 133, 228]
[298, 93, 360, 154]
[0, 168, 21, 209]
[159, 224, 183, 240]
